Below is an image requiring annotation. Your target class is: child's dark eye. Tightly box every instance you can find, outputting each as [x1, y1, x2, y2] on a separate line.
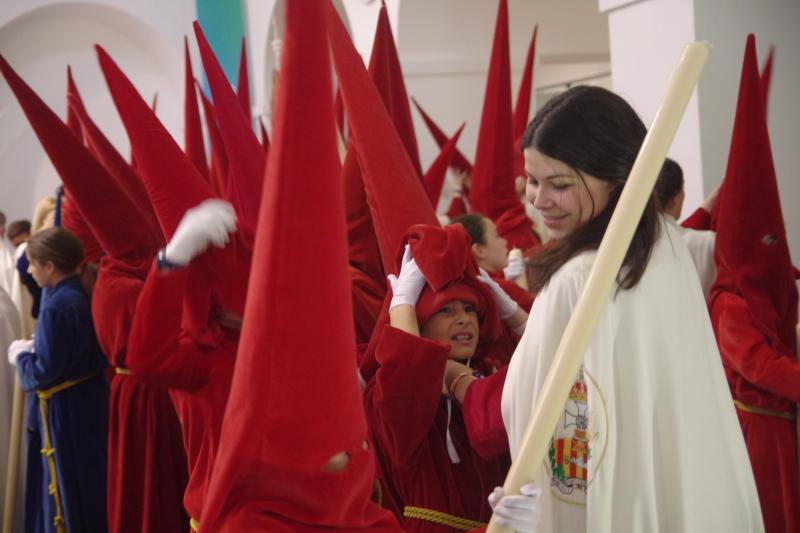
[464, 304, 477, 313]
[437, 306, 452, 315]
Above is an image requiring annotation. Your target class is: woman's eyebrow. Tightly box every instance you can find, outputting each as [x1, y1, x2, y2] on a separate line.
[525, 171, 572, 181]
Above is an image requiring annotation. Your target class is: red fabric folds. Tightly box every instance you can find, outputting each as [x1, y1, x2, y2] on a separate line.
[200, 2, 400, 530]
[423, 124, 464, 208]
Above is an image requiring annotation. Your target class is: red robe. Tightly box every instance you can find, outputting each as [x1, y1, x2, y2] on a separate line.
[92, 258, 188, 533]
[126, 265, 238, 524]
[364, 326, 510, 532]
[350, 265, 386, 346]
[711, 291, 799, 533]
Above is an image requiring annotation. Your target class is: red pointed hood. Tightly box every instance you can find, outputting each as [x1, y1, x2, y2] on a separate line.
[759, 44, 774, 115]
[334, 85, 346, 138]
[411, 97, 473, 175]
[0, 58, 158, 264]
[342, 140, 384, 284]
[96, 45, 215, 239]
[512, 25, 538, 179]
[367, 3, 422, 176]
[258, 117, 270, 155]
[184, 37, 210, 181]
[326, 3, 438, 275]
[199, 2, 399, 530]
[423, 123, 465, 207]
[710, 34, 797, 355]
[494, 203, 540, 251]
[236, 37, 251, 119]
[468, 0, 519, 220]
[197, 83, 229, 196]
[195, 22, 265, 231]
[67, 71, 164, 257]
[98, 46, 254, 339]
[62, 70, 104, 263]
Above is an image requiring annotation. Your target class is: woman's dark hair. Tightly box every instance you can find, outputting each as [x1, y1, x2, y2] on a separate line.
[521, 85, 660, 292]
[26, 227, 84, 272]
[653, 158, 684, 209]
[450, 213, 487, 245]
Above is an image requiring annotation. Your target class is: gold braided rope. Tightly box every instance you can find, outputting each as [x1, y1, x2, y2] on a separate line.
[190, 517, 200, 531]
[114, 367, 133, 376]
[403, 506, 486, 531]
[734, 400, 795, 421]
[37, 372, 101, 533]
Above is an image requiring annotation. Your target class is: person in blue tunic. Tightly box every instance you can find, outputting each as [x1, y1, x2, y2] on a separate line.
[7, 226, 108, 533]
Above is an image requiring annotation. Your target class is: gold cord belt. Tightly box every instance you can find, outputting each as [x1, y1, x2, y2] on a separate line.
[734, 400, 796, 421]
[190, 517, 200, 531]
[114, 366, 133, 376]
[37, 371, 102, 533]
[403, 506, 486, 531]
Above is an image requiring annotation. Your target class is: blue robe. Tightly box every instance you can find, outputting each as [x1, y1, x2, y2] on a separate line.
[16, 276, 109, 533]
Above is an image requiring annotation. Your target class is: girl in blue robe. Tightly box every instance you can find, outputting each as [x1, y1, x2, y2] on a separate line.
[9, 227, 108, 532]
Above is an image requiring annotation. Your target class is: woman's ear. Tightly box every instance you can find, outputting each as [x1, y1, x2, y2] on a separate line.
[471, 242, 486, 260]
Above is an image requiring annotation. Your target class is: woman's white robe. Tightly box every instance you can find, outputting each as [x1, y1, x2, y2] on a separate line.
[502, 217, 762, 533]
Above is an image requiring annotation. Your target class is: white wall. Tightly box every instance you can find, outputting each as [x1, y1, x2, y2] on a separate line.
[0, 0, 193, 227]
[604, 0, 800, 266]
[604, 0, 706, 216]
[399, 0, 610, 174]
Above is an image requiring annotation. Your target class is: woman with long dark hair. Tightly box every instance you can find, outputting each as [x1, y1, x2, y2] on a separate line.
[500, 86, 762, 532]
[7, 227, 108, 533]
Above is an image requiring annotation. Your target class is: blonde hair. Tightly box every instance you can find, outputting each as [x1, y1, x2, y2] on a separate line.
[31, 197, 56, 235]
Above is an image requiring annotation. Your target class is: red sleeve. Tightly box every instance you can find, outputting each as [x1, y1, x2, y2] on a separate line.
[462, 366, 509, 459]
[495, 278, 534, 313]
[92, 268, 142, 367]
[681, 207, 711, 230]
[711, 292, 800, 403]
[126, 263, 210, 390]
[366, 326, 450, 465]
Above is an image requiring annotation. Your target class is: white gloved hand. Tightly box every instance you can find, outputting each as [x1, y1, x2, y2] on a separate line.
[387, 245, 427, 310]
[8, 339, 34, 366]
[503, 253, 525, 280]
[164, 199, 237, 266]
[488, 483, 542, 533]
[478, 268, 518, 320]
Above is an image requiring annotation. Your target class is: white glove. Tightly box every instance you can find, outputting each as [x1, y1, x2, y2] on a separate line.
[164, 199, 237, 266]
[488, 483, 542, 533]
[503, 253, 525, 280]
[387, 245, 427, 310]
[478, 268, 518, 320]
[8, 339, 34, 366]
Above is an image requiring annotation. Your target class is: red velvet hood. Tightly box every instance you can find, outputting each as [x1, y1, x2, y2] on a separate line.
[327, 3, 438, 276]
[183, 37, 210, 182]
[194, 22, 265, 232]
[468, 0, 522, 221]
[512, 25, 538, 179]
[412, 97, 473, 175]
[0, 57, 159, 267]
[423, 124, 465, 208]
[494, 202, 540, 251]
[199, 2, 399, 530]
[361, 224, 502, 381]
[367, 3, 422, 176]
[710, 34, 798, 355]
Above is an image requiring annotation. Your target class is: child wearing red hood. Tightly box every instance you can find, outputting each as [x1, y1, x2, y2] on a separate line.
[363, 223, 539, 532]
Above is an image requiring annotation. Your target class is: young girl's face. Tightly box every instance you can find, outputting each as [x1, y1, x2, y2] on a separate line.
[27, 259, 57, 288]
[472, 217, 509, 273]
[524, 148, 614, 240]
[420, 300, 479, 361]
